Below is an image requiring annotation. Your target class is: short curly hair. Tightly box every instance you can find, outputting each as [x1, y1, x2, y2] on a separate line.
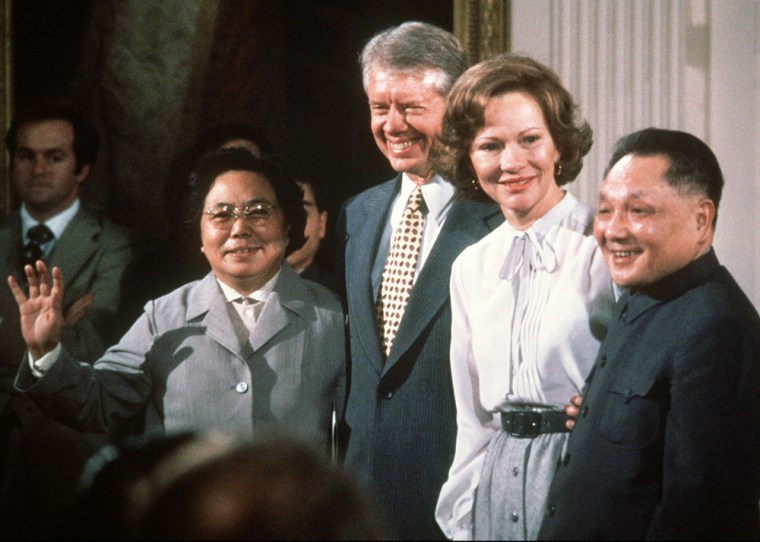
[435, 53, 592, 202]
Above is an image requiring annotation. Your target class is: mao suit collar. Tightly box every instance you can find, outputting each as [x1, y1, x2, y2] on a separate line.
[186, 264, 309, 358]
[618, 248, 720, 323]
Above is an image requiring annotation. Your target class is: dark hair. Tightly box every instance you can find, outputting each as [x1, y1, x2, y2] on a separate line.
[190, 122, 273, 160]
[360, 21, 468, 97]
[181, 148, 306, 256]
[605, 127, 724, 227]
[436, 53, 592, 202]
[290, 172, 324, 212]
[68, 432, 205, 540]
[139, 437, 387, 540]
[5, 103, 100, 173]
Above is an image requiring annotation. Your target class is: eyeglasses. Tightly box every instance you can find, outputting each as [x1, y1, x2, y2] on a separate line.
[203, 202, 278, 228]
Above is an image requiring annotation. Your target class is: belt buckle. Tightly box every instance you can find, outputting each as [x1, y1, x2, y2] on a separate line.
[508, 411, 542, 438]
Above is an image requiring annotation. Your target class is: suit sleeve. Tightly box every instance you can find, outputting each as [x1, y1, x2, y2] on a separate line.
[15, 300, 155, 433]
[435, 253, 495, 540]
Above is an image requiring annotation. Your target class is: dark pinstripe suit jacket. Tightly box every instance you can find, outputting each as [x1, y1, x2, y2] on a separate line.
[336, 175, 502, 539]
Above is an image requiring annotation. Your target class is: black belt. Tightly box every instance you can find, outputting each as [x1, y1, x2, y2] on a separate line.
[501, 410, 570, 438]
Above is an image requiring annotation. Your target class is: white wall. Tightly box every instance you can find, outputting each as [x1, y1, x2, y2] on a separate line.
[511, 0, 759, 308]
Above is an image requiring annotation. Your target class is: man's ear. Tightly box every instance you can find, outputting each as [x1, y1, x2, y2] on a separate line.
[695, 198, 715, 238]
[318, 210, 328, 239]
[75, 164, 91, 183]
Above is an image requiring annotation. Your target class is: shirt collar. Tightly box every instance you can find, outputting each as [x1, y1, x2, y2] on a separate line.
[400, 172, 454, 225]
[216, 267, 281, 304]
[20, 199, 80, 241]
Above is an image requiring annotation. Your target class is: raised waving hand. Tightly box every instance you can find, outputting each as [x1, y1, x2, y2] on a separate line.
[7, 260, 65, 360]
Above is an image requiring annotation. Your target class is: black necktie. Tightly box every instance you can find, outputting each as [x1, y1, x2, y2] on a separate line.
[21, 224, 54, 269]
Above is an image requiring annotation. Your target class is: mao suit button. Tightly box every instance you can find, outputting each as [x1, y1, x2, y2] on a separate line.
[511, 467, 519, 476]
[563, 453, 571, 466]
[510, 512, 519, 523]
[546, 504, 556, 517]
[581, 405, 589, 417]
[235, 382, 248, 393]
[599, 355, 607, 367]
[378, 389, 393, 400]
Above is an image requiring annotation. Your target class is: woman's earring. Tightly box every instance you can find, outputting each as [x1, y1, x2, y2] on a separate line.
[555, 163, 563, 177]
[470, 178, 480, 191]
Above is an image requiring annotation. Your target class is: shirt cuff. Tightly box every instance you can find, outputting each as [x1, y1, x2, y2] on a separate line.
[28, 343, 62, 378]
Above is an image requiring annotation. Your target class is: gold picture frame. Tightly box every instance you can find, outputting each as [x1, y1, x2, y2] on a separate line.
[453, 0, 511, 65]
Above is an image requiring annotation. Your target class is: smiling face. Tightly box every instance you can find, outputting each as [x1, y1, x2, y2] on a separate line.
[594, 154, 714, 289]
[12, 119, 89, 221]
[366, 68, 447, 184]
[469, 91, 563, 229]
[200, 170, 289, 294]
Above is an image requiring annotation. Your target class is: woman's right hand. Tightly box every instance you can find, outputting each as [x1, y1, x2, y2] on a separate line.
[7, 260, 65, 360]
[564, 394, 583, 430]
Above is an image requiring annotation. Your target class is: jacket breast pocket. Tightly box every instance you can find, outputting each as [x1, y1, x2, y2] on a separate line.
[599, 373, 662, 449]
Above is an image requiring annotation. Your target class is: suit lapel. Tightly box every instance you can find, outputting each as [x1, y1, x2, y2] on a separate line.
[50, 210, 99, 286]
[249, 264, 306, 353]
[383, 199, 502, 372]
[188, 273, 247, 358]
[346, 178, 398, 374]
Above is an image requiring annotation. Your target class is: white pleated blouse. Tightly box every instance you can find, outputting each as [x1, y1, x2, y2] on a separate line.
[435, 192, 615, 539]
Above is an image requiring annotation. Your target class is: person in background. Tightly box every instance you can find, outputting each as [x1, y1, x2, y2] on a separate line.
[67, 431, 237, 540]
[433, 53, 615, 540]
[286, 175, 337, 293]
[137, 433, 389, 540]
[0, 103, 136, 539]
[336, 22, 503, 539]
[538, 128, 760, 540]
[10, 149, 345, 461]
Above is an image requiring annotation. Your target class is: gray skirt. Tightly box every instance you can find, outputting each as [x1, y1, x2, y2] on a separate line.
[474, 429, 569, 540]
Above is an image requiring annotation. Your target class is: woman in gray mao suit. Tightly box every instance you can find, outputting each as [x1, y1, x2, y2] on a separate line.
[9, 149, 346, 453]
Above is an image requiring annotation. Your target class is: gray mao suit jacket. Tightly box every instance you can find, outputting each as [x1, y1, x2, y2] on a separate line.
[15, 264, 346, 452]
[337, 175, 503, 540]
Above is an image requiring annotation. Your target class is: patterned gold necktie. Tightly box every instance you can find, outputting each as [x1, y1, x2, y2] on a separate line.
[377, 185, 425, 357]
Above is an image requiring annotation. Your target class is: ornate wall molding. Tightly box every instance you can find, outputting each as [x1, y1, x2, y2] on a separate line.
[454, 0, 511, 63]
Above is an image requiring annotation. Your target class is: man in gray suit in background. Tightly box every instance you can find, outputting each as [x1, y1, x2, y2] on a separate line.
[0, 104, 135, 539]
[336, 22, 502, 539]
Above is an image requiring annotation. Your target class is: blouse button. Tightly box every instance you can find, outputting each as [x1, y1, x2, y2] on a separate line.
[235, 382, 248, 393]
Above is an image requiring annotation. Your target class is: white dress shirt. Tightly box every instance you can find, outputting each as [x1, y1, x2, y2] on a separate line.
[435, 192, 615, 539]
[216, 270, 279, 333]
[372, 173, 455, 295]
[20, 199, 80, 258]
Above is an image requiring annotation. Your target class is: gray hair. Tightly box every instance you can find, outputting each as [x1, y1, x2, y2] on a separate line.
[360, 21, 468, 96]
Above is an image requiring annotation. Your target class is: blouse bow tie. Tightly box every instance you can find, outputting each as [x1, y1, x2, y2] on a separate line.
[500, 230, 557, 281]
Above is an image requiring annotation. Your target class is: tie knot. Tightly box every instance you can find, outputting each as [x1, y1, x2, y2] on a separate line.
[27, 224, 54, 244]
[406, 186, 424, 213]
